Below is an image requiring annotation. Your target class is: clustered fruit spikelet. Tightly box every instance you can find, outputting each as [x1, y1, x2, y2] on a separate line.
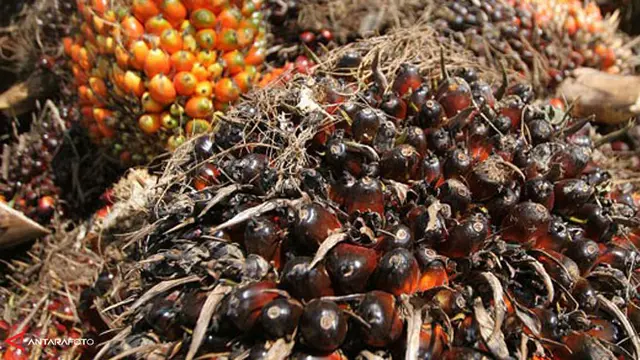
[434, 0, 629, 90]
[81, 48, 640, 358]
[64, 0, 267, 164]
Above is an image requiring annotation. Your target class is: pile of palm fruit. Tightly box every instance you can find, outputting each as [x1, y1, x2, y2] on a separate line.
[0, 105, 64, 224]
[0, 0, 123, 227]
[0, 0, 275, 228]
[63, 26, 640, 359]
[295, 0, 636, 92]
[1, 0, 640, 359]
[432, 0, 635, 91]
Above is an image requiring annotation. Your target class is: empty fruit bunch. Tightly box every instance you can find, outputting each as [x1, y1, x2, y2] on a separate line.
[65, 0, 267, 165]
[78, 29, 640, 360]
[433, 0, 634, 90]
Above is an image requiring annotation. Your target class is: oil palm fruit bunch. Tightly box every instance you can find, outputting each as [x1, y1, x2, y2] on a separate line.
[433, 0, 633, 91]
[0, 106, 68, 225]
[0, 101, 123, 230]
[0, 0, 76, 135]
[78, 38, 640, 359]
[64, 0, 268, 165]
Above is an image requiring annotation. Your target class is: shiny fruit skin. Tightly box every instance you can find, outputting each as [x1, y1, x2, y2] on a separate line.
[405, 126, 428, 156]
[553, 179, 594, 216]
[300, 299, 348, 352]
[380, 94, 408, 122]
[564, 238, 600, 275]
[185, 96, 213, 117]
[392, 64, 422, 96]
[345, 177, 384, 217]
[418, 100, 445, 129]
[418, 323, 448, 359]
[259, 298, 302, 339]
[225, 281, 280, 331]
[377, 224, 413, 252]
[280, 257, 334, 300]
[148, 74, 177, 105]
[352, 108, 380, 145]
[436, 76, 472, 118]
[244, 217, 281, 263]
[418, 151, 443, 185]
[325, 243, 378, 294]
[438, 178, 471, 215]
[416, 254, 449, 292]
[138, 114, 162, 134]
[501, 201, 551, 245]
[293, 203, 342, 251]
[356, 291, 403, 347]
[380, 144, 420, 182]
[435, 212, 488, 258]
[523, 178, 555, 210]
[174, 71, 198, 96]
[372, 248, 420, 296]
[193, 163, 220, 190]
[215, 77, 241, 103]
[144, 48, 171, 77]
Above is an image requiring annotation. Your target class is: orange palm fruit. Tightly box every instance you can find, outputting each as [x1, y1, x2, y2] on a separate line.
[215, 78, 240, 102]
[138, 114, 163, 134]
[196, 50, 217, 66]
[217, 7, 241, 28]
[195, 81, 214, 97]
[124, 71, 146, 97]
[129, 40, 150, 70]
[233, 70, 252, 92]
[244, 45, 265, 66]
[145, 15, 173, 36]
[173, 71, 198, 96]
[149, 74, 177, 104]
[161, 0, 188, 24]
[120, 16, 145, 43]
[191, 62, 210, 80]
[132, 0, 160, 23]
[195, 29, 217, 50]
[144, 49, 171, 77]
[141, 92, 166, 113]
[89, 77, 108, 98]
[160, 29, 183, 54]
[185, 119, 212, 134]
[217, 28, 239, 51]
[190, 8, 216, 29]
[185, 96, 213, 117]
[222, 50, 245, 75]
[171, 50, 196, 72]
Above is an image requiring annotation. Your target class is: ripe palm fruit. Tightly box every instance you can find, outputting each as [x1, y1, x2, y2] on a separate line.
[372, 248, 420, 296]
[1, 106, 68, 226]
[299, 299, 348, 352]
[224, 281, 280, 332]
[433, 0, 633, 90]
[325, 243, 378, 294]
[356, 291, 403, 347]
[1, 135, 61, 224]
[65, 0, 267, 164]
[56, 42, 640, 359]
[259, 298, 302, 339]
